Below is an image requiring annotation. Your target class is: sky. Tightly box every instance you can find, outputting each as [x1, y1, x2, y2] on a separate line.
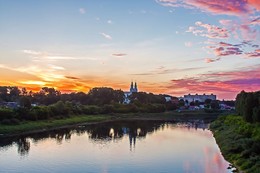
[0, 0, 259, 100]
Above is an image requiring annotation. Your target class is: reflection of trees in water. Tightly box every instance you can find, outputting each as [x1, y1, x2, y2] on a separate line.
[1, 120, 207, 155]
[0, 129, 74, 156]
[84, 121, 164, 150]
[86, 121, 163, 140]
[17, 138, 30, 156]
[176, 121, 209, 131]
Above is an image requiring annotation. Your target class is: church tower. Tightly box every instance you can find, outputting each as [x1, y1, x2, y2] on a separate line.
[130, 81, 134, 92]
[130, 81, 138, 93]
[134, 82, 138, 92]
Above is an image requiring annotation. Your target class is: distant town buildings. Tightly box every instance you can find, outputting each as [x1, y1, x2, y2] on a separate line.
[0, 102, 19, 109]
[179, 93, 217, 103]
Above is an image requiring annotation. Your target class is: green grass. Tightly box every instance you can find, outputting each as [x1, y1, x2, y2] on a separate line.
[210, 115, 260, 173]
[0, 110, 224, 136]
[0, 115, 110, 135]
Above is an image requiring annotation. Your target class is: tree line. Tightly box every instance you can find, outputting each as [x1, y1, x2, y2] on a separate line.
[0, 86, 177, 124]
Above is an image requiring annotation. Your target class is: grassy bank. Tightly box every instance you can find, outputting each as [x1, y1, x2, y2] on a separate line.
[0, 110, 223, 137]
[0, 115, 110, 136]
[210, 115, 260, 173]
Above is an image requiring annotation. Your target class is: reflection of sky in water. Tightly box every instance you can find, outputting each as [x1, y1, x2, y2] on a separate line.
[0, 122, 232, 173]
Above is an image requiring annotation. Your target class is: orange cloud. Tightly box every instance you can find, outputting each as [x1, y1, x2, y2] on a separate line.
[65, 76, 80, 80]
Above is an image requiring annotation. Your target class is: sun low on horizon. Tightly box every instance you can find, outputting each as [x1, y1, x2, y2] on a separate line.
[0, 0, 259, 100]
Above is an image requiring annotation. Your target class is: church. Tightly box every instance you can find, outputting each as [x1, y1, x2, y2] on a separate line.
[123, 82, 138, 104]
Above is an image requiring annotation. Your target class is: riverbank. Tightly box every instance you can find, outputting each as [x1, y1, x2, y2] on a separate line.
[0, 110, 222, 138]
[210, 115, 260, 173]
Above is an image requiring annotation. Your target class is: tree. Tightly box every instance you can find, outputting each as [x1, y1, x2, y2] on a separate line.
[235, 90, 260, 123]
[19, 96, 31, 109]
[195, 100, 200, 106]
[178, 99, 185, 107]
[129, 92, 165, 104]
[190, 101, 195, 106]
[88, 87, 124, 105]
[9, 86, 21, 101]
[253, 107, 260, 122]
[21, 88, 28, 96]
[33, 87, 61, 105]
[210, 100, 220, 110]
[243, 94, 254, 122]
[0, 86, 8, 101]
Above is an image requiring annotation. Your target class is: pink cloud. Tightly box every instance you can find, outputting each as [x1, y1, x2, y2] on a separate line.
[157, 0, 258, 16]
[204, 57, 220, 63]
[218, 41, 233, 47]
[248, 0, 260, 10]
[213, 46, 243, 57]
[187, 21, 229, 39]
[218, 18, 259, 41]
[205, 41, 260, 58]
[240, 24, 258, 40]
[166, 66, 260, 99]
[250, 16, 260, 25]
[246, 48, 260, 58]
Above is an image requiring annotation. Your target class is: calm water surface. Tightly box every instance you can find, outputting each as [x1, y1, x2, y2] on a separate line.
[0, 121, 232, 173]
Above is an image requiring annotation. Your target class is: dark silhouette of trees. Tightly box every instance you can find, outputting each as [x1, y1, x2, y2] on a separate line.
[17, 138, 30, 156]
[19, 96, 31, 109]
[178, 99, 185, 107]
[0, 86, 21, 102]
[236, 90, 260, 123]
[129, 92, 166, 104]
[210, 100, 220, 110]
[0, 85, 179, 122]
[32, 87, 61, 105]
[88, 87, 124, 105]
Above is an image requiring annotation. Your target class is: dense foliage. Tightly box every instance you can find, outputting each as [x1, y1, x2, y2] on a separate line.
[236, 90, 260, 123]
[211, 115, 260, 173]
[210, 90, 260, 173]
[0, 86, 177, 124]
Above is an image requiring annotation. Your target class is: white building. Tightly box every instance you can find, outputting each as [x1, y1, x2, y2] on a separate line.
[124, 82, 138, 104]
[182, 93, 216, 103]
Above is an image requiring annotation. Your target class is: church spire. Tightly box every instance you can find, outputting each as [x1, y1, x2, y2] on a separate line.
[130, 81, 138, 93]
[130, 81, 134, 91]
[134, 82, 138, 92]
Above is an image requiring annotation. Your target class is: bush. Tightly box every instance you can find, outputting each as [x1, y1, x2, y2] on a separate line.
[0, 108, 14, 120]
[211, 115, 260, 173]
[252, 107, 260, 122]
[15, 107, 30, 120]
[82, 105, 101, 114]
[29, 106, 50, 120]
[101, 105, 114, 114]
[1, 118, 20, 125]
[1, 119, 11, 125]
[10, 118, 20, 125]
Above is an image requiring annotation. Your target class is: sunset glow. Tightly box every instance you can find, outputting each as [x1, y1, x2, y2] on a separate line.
[0, 0, 259, 99]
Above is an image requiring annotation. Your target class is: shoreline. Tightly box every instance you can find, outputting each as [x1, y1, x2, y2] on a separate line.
[0, 111, 222, 138]
[210, 115, 260, 173]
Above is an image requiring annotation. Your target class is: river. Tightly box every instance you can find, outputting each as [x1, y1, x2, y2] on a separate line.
[0, 120, 232, 173]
